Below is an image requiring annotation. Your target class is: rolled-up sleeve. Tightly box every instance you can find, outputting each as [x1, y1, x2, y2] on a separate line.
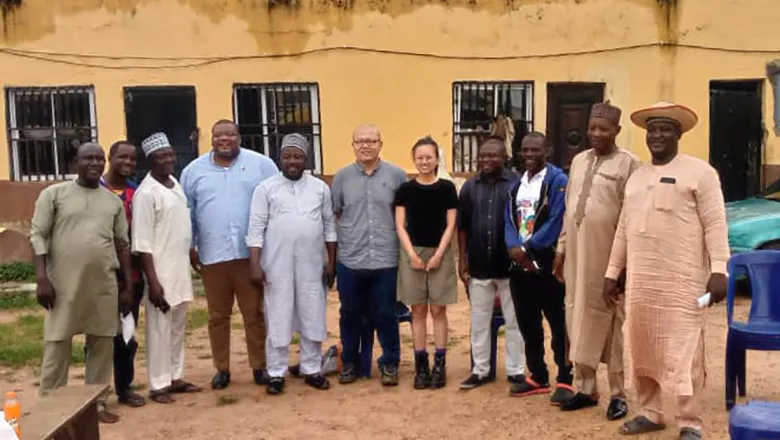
[246, 183, 270, 248]
[29, 187, 55, 256]
[132, 190, 155, 254]
[322, 184, 337, 242]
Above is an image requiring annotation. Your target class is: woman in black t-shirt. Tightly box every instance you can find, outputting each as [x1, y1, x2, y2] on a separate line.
[394, 136, 458, 390]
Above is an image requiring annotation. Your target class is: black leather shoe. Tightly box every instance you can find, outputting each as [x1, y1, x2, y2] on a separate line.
[211, 370, 231, 390]
[607, 398, 629, 421]
[561, 392, 599, 411]
[254, 369, 269, 385]
[266, 377, 285, 395]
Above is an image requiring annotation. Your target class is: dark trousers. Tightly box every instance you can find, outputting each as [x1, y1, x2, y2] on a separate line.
[337, 264, 400, 368]
[113, 279, 145, 395]
[510, 269, 572, 386]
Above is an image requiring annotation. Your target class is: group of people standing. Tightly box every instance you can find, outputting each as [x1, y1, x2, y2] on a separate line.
[30, 100, 728, 440]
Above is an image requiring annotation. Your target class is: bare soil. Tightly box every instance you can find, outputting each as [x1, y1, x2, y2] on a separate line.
[1, 289, 777, 440]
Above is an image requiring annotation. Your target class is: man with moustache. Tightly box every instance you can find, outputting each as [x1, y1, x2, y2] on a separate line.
[180, 120, 278, 390]
[553, 102, 640, 419]
[247, 134, 337, 395]
[457, 136, 526, 392]
[133, 133, 201, 404]
[504, 132, 573, 404]
[30, 142, 133, 424]
[604, 102, 729, 440]
[100, 140, 147, 408]
[331, 124, 407, 386]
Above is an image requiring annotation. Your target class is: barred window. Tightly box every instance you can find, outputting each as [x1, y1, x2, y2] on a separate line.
[6, 86, 98, 181]
[452, 81, 534, 172]
[233, 83, 322, 174]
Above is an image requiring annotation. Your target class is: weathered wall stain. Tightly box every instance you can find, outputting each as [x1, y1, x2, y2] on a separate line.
[0, 0, 659, 53]
[0, 0, 22, 36]
[653, 0, 679, 99]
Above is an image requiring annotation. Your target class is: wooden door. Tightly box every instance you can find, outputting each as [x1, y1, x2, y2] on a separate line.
[545, 83, 605, 173]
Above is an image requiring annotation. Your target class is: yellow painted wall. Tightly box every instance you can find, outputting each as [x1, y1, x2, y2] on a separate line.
[0, 0, 778, 179]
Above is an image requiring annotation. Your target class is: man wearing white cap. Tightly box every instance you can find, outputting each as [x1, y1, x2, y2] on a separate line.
[133, 133, 201, 404]
[247, 133, 337, 395]
[603, 102, 729, 440]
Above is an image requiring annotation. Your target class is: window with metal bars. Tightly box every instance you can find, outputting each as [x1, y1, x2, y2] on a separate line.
[452, 81, 534, 173]
[233, 83, 323, 174]
[5, 86, 98, 181]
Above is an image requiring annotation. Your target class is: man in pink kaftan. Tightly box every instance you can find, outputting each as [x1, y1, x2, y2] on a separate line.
[603, 102, 729, 440]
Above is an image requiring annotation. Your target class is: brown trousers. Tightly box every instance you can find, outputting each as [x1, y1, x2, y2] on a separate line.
[201, 259, 265, 372]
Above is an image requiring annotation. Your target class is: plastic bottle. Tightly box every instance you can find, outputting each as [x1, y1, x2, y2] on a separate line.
[4, 391, 20, 439]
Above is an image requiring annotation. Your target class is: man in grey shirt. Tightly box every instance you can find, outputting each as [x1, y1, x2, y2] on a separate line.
[332, 124, 407, 386]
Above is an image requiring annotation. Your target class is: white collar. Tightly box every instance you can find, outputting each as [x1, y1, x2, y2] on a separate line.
[521, 166, 547, 184]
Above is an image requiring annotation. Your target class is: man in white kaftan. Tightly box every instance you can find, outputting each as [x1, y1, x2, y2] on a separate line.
[133, 133, 201, 404]
[247, 133, 337, 395]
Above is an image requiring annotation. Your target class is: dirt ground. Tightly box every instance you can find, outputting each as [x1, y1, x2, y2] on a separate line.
[1, 287, 777, 440]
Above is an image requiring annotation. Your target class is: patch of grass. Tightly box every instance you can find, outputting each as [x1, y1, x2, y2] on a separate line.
[216, 394, 238, 406]
[186, 308, 210, 331]
[0, 291, 38, 310]
[0, 262, 35, 283]
[0, 314, 84, 368]
[497, 327, 505, 337]
[131, 383, 146, 391]
[231, 322, 244, 330]
[446, 337, 461, 348]
[291, 333, 300, 345]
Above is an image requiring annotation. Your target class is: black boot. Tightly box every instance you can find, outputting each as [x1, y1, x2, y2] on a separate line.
[430, 352, 446, 389]
[413, 352, 431, 390]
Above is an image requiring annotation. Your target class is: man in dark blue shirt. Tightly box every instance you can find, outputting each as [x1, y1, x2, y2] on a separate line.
[457, 137, 527, 392]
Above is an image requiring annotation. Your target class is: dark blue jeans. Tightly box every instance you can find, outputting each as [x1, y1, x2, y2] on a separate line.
[337, 264, 400, 368]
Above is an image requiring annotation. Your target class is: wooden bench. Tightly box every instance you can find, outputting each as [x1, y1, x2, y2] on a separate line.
[21, 384, 107, 440]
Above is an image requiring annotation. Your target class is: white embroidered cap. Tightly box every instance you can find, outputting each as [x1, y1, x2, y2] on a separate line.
[141, 132, 172, 157]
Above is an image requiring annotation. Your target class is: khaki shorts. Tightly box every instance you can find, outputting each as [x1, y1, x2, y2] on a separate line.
[398, 245, 457, 306]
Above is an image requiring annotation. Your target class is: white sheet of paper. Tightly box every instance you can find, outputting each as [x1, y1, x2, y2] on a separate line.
[121, 313, 135, 344]
[697, 292, 712, 309]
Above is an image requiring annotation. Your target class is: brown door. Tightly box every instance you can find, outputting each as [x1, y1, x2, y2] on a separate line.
[546, 83, 605, 172]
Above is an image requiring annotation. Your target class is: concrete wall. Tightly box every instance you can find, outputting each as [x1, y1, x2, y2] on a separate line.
[0, 0, 777, 178]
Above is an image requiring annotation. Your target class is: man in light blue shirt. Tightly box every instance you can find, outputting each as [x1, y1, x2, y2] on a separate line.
[180, 119, 278, 390]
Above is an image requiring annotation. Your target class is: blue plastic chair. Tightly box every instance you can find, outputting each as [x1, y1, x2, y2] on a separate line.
[725, 251, 780, 409]
[730, 400, 780, 439]
[359, 302, 412, 378]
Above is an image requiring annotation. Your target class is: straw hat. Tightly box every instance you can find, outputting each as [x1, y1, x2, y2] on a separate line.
[630, 101, 699, 133]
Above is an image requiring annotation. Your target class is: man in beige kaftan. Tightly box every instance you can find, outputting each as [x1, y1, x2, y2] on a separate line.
[604, 102, 729, 440]
[554, 102, 640, 420]
[30, 143, 133, 424]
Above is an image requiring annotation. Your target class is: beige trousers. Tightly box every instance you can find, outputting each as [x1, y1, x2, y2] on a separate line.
[636, 375, 703, 431]
[576, 364, 625, 398]
[39, 336, 113, 409]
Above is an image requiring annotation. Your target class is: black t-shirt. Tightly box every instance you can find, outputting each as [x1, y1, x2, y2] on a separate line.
[393, 178, 459, 248]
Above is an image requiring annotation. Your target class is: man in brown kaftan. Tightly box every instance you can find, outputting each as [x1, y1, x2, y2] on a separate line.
[553, 102, 640, 420]
[603, 102, 729, 440]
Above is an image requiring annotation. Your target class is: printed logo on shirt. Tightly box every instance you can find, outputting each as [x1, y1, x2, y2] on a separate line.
[517, 199, 536, 241]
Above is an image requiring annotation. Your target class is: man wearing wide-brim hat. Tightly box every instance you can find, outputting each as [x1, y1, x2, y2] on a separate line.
[602, 102, 730, 440]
